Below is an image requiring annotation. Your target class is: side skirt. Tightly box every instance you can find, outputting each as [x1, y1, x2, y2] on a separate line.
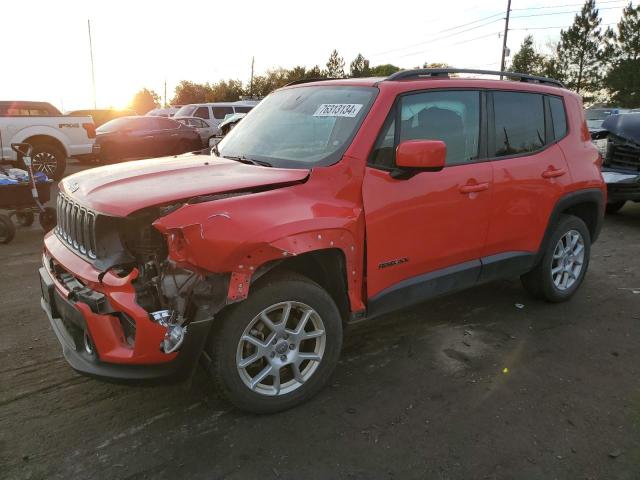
[364, 252, 535, 321]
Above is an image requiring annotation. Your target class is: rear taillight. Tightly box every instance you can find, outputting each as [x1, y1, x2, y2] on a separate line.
[83, 123, 96, 139]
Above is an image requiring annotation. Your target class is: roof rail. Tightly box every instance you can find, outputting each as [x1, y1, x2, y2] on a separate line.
[385, 68, 564, 88]
[284, 77, 338, 87]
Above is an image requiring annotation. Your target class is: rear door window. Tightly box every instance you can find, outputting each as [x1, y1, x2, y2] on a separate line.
[212, 106, 234, 119]
[234, 106, 252, 114]
[492, 92, 545, 157]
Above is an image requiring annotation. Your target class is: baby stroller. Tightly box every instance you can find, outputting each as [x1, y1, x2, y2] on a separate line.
[0, 143, 56, 244]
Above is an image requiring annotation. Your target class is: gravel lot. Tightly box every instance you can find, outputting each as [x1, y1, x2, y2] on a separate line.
[1, 162, 639, 479]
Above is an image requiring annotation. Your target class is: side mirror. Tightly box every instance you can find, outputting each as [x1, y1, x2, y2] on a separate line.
[395, 140, 446, 172]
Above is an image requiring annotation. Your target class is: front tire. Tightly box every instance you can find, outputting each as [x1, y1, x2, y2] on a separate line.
[206, 272, 343, 414]
[521, 214, 591, 302]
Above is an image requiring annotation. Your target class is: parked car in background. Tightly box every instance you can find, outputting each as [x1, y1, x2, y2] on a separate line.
[95, 116, 201, 163]
[586, 107, 630, 138]
[218, 112, 246, 137]
[41, 69, 605, 413]
[146, 106, 182, 117]
[0, 100, 96, 179]
[174, 117, 216, 147]
[67, 109, 137, 127]
[174, 101, 256, 135]
[0, 100, 61, 116]
[597, 112, 640, 213]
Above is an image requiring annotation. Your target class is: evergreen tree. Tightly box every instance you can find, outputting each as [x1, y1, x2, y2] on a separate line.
[325, 49, 346, 78]
[349, 54, 371, 77]
[510, 35, 545, 75]
[555, 0, 607, 97]
[605, 2, 640, 106]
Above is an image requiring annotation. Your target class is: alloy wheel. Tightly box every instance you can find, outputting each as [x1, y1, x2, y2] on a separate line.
[236, 301, 326, 396]
[32, 151, 58, 177]
[551, 229, 585, 290]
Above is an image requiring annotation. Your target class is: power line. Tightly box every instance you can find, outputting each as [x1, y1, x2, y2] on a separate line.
[511, 5, 626, 19]
[510, 22, 617, 30]
[371, 0, 628, 62]
[373, 17, 504, 57]
[511, 0, 626, 11]
[394, 31, 501, 59]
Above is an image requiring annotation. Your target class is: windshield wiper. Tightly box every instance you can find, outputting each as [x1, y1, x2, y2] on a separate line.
[223, 155, 272, 167]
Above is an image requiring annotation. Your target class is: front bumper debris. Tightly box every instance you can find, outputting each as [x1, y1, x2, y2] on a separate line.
[40, 232, 214, 382]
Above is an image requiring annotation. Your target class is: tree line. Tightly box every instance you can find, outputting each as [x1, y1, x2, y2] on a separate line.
[509, 0, 639, 105]
[130, 0, 639, 113]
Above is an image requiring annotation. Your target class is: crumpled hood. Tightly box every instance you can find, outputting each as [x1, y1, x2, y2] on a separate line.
[62, 153, 310, 216]
[602, 113, 640, 145]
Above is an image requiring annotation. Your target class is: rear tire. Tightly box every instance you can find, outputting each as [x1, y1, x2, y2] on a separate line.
[0, 214, 16, 244]
[206, 271, 343, 414]
[521, 214, 591, 302]
[605, 201, 626, 214]
[22, 141, 67, 181]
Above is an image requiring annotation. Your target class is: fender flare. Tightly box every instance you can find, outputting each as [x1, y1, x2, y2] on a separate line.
[535, 188, 604, 264]
[224, 228, 364, 312]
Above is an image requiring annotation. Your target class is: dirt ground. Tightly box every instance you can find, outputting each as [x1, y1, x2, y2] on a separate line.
[1, 162, 639, 480]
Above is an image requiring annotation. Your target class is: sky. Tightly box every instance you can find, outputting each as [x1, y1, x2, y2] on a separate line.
[0, 0, 631, 111]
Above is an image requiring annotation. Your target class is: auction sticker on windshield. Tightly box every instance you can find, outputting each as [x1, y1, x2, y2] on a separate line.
[313, 104, 363, 117]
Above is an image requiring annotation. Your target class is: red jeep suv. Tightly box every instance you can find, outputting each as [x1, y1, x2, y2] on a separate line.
[40, 69, 605, 413]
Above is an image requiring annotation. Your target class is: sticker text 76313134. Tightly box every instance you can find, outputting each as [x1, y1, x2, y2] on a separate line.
[313, 104, 363, 118]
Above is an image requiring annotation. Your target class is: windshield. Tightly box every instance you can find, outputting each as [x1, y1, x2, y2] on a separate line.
[175, 105, 197, 117]
[217, 85, 377, 168]
[96, 117, 135, 133]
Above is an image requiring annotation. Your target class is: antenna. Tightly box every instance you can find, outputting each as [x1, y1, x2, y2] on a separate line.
[88, 19, 97, 109]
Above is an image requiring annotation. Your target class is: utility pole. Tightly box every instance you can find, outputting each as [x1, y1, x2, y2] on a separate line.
[250, 56, 255, 98]
[164, 79, 167, 107]
[500, 0, 512, 77]
[88, 19, 97, 108]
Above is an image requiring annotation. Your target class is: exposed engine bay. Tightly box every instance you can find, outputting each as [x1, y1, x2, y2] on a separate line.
[54, 202, 229, 354]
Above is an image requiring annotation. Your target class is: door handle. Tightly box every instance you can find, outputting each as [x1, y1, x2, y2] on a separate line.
[459, 182, 489, 194]
[542, 167, 567, 179]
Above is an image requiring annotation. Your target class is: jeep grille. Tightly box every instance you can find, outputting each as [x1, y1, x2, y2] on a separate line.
[55, 193, 98, 259]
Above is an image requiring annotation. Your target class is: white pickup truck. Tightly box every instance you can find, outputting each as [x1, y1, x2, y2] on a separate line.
[0, 101, 97, 180]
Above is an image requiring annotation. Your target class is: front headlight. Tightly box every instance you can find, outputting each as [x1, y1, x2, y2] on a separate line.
[594, 138, 608, 157]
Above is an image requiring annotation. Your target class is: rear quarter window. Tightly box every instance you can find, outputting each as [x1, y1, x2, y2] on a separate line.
[549, 96, 568, 140]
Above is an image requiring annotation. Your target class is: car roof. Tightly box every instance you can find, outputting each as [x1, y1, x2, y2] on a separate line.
[281, 70, 569, 96]
[180, 101, 255, 107]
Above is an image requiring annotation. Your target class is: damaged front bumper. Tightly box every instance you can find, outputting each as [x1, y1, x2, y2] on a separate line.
[40, 233, 214, 382]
